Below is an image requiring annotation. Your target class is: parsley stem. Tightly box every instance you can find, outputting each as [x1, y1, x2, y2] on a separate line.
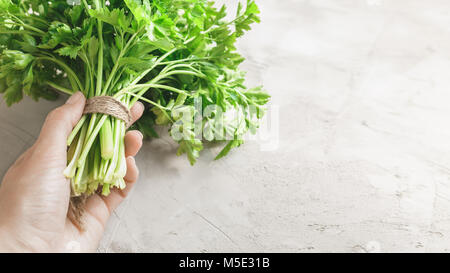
[129, 48, 178, 87]
[67, 116, 87, 146]
[102, 29, 143, 95]
[123, 91, 171, 110]
[96, 21, 104, 95]
[37, 57, 84, 92]
[45, 81, 73, 95]
[78, 115, 108, 168]
[0, 30, 34, 35]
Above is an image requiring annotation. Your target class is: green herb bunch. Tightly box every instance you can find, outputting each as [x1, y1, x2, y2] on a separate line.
[0, 0, 269, 196]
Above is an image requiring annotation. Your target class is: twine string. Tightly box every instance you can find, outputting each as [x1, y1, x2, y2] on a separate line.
[83, 96, 132, 128]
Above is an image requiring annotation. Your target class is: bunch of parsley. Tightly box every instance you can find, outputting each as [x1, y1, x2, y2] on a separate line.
[0, 0, 269, 196]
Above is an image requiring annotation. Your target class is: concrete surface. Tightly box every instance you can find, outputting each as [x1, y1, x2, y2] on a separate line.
[2, 0, 450, 252]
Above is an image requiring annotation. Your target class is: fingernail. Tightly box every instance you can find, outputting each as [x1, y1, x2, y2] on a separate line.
[127, 156, 136, 164]
[66, 92, 83, 105]
[136, 130, 144, 140]
[136, 101, 144, 111]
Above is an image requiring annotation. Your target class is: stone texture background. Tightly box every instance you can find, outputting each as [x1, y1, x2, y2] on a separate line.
[2, 0, 450, 252]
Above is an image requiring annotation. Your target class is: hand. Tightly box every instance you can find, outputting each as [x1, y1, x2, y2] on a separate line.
[0, 92, 144, 252]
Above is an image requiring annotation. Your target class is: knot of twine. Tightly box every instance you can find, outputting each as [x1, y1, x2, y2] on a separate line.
[83, 96, 132, 128]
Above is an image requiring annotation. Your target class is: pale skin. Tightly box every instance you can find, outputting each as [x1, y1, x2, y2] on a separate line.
[0, 92, 144, 252]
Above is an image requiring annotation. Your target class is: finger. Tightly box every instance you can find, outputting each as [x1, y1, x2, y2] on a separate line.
[129, 101, 144, 125]
[80, 156, 139, 230]
[99, 157, 139, 212]
[124, 156, 139, 184]
[125, 130, 143, 157]
[121, 156, 139, 195]
[79, 194, 111, 234]
[37, 92, 86, 151]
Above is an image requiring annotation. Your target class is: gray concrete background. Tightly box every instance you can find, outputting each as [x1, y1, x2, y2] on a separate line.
[2, 0, 450, 252]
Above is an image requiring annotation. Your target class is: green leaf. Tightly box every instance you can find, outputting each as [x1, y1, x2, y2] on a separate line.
[151, 106, 170, 125]
[244, 87, 270, 105]
[177, 139, 203, 165]
[128, 40, 157, 58]
[215, 139, 243, 160]
[0, 77, 6, 93]
[3, 83, 22, 106]
[119, 56, 155, 70]
[4, 50, 34, 70]
[68, 4, 84, 26]
[235, 0, 261, 37]
[175, 93, 187, 106]
[22, 65, 33, 93]
[56, 45, 81, 59]
[124, 0, 152, 25]
[89, 8, 130, 30]
[39, 22, 74, 49]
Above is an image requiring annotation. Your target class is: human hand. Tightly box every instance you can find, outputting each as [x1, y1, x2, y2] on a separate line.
[0, 92, 144, 252]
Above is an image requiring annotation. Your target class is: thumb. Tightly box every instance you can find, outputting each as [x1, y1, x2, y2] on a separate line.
[36, 92, 86, 152]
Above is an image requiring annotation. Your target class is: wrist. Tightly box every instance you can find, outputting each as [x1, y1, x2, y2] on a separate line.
[0, 226, 31, 253]
[0, 227, 14, 253]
